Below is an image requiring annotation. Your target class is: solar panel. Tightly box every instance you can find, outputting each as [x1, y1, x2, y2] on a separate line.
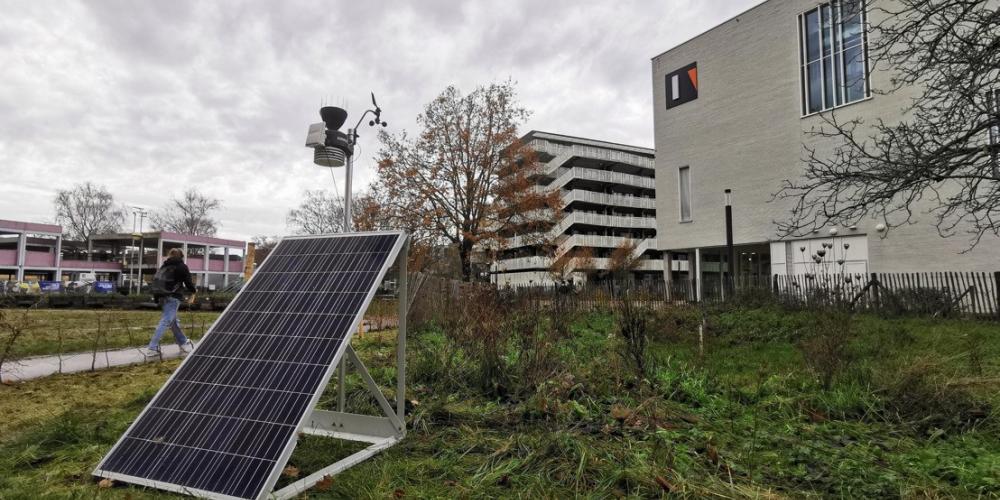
[94, 231, 406, 499]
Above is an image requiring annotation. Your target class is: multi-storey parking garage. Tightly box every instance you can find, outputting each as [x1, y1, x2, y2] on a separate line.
[491, 131, 670, 287]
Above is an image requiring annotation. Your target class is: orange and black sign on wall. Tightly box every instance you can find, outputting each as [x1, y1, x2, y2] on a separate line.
[665, 62, 698, 109]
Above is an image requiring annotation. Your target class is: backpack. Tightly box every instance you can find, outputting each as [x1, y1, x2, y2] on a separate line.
[150, 265, 180, 297]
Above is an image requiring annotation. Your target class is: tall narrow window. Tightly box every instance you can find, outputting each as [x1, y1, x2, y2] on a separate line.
[990, 89, 999, 176]
[678, 166, 692, 221]
[799, 0, 870, 115]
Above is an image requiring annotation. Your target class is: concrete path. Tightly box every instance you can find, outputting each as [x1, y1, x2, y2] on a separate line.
[1, 341, 199, 383]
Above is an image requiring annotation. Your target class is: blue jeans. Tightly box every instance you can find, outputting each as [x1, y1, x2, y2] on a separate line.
[149, 297, 188, 349]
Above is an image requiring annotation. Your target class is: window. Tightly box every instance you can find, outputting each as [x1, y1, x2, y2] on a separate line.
[798, 0, 870, 115]
[990, 89, 999, 175]
[678, 166, 692, 221]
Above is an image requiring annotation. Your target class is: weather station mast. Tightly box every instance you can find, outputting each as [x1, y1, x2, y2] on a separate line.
[305, 93, 388, 232]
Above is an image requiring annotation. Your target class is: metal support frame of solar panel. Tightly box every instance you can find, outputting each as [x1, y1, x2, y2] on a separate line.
[94, 231, 409, 500]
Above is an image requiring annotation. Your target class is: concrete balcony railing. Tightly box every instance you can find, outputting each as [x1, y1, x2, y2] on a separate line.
[555, 235, 658, 260]
[499, 233, 551, 250]
[548, 167, 655, 192]
[588, 258, 665, 272]
[529, 139, 656, 172]
[563, 190, 656, 210]
[492, 255, 665, 274]
[491, 256, 551, 272]
[495, 213, 654, 251]
[558, 212, 656, 232]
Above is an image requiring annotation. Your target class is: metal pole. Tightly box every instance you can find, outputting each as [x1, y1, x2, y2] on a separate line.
[337, 356, 346, 412]
[724, 189, 735, 295]
[396, 237, 408, 426]
[131, 211, 138, 294]
[337, 146, 354, 410]
[345, 135, 353, 233]
[137, 211, 146, 292]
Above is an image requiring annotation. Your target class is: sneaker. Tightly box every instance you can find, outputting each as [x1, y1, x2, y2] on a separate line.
[142, 347, 161, 357]
[179, 341, 195, 354]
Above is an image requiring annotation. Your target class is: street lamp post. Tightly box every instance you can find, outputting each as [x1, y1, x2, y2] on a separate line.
[724, 189, 734, 296]
[135, 208, 147, 293]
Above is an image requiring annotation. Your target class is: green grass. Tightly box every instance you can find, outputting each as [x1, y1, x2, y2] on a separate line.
[1, 307, 998, 498]
[1, 309, 220, 358]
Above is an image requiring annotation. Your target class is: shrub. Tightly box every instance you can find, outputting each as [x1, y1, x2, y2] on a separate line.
[614, 292, 656, 380]
[797, 312, 855, 389]
[412, 286, 561, 398]
[878, 287, 955, 317]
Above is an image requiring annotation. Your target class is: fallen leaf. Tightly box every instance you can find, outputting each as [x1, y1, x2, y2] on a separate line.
[98, 478, 114, 489]
[282, 465, 299, 478]
[314, 475, 334, 492]
[610, 405, 632, 422]
[679, 413, 700, 424]
[706, 444, 719, 465]
[807, 409, 827, 423]
[393, 488, 405, 498]
[654, 476, 674, 492]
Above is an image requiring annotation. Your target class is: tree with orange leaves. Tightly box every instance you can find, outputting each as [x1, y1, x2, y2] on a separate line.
[549, 247, 597, 285]
[373, 81, 560, 281]
[606, 239, 641, 282]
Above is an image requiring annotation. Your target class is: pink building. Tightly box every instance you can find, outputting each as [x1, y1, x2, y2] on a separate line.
[0, 218, 246, 290]
[92, 231, 246, 290]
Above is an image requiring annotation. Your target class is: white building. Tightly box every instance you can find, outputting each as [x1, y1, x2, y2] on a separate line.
[650, 0, 999, 297]
[490, 131, 664, 287]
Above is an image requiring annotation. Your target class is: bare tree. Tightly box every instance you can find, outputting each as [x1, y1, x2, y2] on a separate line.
[777, 0, 1000, 249]
[54, 182, 125, 261]
[151, 189, 222, 236]
[250, 235, 279, 264]
[373, 81, 560, 281]
[606, 239, 641, 282]
[286, 190, 345, 235]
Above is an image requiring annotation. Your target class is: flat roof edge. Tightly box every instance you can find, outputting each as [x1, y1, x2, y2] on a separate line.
[522, 130, 654, 155]
[650, 0, 771, 61]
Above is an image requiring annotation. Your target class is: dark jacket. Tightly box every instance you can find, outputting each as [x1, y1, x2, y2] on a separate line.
[158, 256, 197, 300]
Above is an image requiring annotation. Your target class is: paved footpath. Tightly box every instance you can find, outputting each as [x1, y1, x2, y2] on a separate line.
[1, 341, 199, 383]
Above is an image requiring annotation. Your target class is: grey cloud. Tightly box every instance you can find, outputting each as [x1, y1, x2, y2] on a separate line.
[0, 0, 763, 240]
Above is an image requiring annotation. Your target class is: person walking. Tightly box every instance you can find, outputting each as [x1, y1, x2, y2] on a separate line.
[143, 248, 197, 357]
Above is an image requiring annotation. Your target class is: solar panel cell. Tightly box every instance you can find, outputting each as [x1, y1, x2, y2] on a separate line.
[95, 232, 405, 499]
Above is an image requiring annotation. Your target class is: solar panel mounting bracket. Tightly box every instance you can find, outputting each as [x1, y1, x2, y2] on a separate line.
[266, 234, 410, 500]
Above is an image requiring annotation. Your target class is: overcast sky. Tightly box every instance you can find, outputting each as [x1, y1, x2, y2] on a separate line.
[0, 0, 761, 241]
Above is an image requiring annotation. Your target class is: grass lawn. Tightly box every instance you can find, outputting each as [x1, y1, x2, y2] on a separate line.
[1, 309, 220, 359]
[1, 306, 997, 498]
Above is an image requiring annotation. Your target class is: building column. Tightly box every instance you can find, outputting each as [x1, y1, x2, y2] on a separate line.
[223, 247, 230, 287]
[55, 235, 63, 282]
[694, 247, 703, 302]
[156, 238, 164, 264]
[204, 245, 211, 290]
[663, 251, 673, 301]
[15, 232, 26, 282]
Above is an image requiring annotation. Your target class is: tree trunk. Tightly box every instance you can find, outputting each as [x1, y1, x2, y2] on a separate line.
[86, 238, 93, 262]
[459, 238, 474, 282]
